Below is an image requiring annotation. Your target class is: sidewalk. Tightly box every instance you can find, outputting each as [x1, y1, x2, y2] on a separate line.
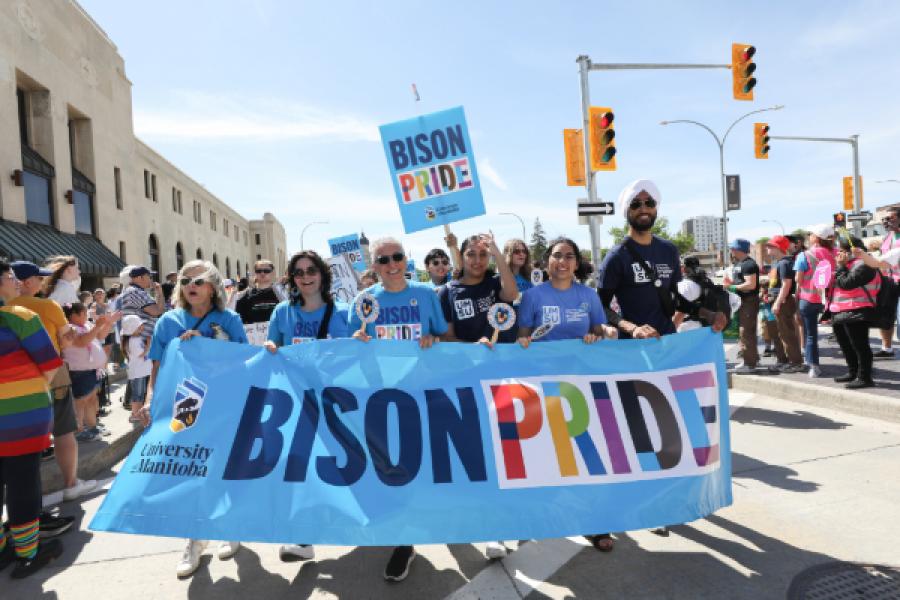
[727, 326, 900, 423]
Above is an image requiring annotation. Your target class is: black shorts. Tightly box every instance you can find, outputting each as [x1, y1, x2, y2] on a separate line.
[52, 388, 78, 437]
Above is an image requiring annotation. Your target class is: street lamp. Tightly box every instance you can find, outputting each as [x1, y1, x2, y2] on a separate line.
[762, 219, 785, 235]
[300, 221, 329, 249]
[875, 179, 900, 184]
[499, 212, 527, 241]
[660, 104, 785, 266]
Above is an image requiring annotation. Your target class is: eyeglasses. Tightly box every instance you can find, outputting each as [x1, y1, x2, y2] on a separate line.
[464, 251, 489, 260]
[375, 252, 405, 265]
[511, 248, 528, 255]
[550, 253, 577, 261]
[1, 274, 17, 283]
[255, 268, 274, 274]
[629, 197, 658, 210]
[291, 266, 319, 277]
[179, 277, 208, 287]
[430, 259, 449, 266]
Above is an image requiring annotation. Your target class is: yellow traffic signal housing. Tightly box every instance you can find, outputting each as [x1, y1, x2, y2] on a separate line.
[589, 107, 616, 171]
[732, 43, 757, 101]
[754, 123, 770, 159]
[843, 176, 863, 210]
[563, 129, 586, 186]
[833, 212, 847, 229]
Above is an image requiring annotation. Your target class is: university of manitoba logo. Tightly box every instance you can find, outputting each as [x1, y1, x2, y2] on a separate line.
[170, 377, 208, 433]
[424, 206, 437, 221]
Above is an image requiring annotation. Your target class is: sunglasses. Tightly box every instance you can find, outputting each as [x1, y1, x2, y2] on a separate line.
[430, 259, 449, 266]
[291, 266, 319, 277]
[550, 252, 577, 261]
[179, 277, 208, 287]
[511, 248, 528, 255]
[629, 197, 658, 210]
[375, 252, 405, 265]
[255, 268, 274, 274]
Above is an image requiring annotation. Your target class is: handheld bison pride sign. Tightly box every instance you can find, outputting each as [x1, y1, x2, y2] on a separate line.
[90, 329, 732, 545]
[379, 106, 486, 233]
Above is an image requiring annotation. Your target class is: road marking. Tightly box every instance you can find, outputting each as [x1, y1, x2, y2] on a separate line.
[445, 537, 590, 600]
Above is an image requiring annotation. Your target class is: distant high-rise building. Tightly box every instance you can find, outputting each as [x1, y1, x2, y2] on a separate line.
[681, 216, 725, 253]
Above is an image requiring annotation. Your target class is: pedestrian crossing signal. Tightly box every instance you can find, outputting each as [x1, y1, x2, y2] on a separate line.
[833, 212, 847, 228]
[754, 123, 770, 159]
[732, 43, 757, 101]
[589, 107, 616, 171]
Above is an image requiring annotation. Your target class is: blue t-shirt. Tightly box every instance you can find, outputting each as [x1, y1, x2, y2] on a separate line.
[793, 252, 809, 272]
[518, 282, 606, 341]
[267, 301, 350, 346]
[598, 236, 681, 336]
[148, 308, 248, 363]
[514, 274, 534, 293]
[348, 282, 448, 340]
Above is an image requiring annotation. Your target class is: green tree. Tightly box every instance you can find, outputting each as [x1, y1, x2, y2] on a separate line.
[530, 218, 548, 265]
[607, 217, 695, 255]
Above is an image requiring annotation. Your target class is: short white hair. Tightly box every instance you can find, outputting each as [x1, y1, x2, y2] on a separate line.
[171, 260, 227, 311]
[370, 236, 404, 258]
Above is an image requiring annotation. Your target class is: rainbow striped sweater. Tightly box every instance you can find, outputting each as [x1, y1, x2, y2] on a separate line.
[0, 305, 62, 457]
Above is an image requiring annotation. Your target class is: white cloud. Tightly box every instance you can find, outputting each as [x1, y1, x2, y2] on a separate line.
[477, 158, 509, 191]
[133, 91, 381, 142]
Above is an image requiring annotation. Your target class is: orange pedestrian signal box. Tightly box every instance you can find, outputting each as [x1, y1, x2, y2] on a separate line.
[732, 43, 757, 101]
[589, 107, 617, 171]
[842, 176, 863, 211]
[563, 129, 585, 186]
[833, 212, 847, 228]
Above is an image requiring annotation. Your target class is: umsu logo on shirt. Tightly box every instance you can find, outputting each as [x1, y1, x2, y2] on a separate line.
[630, 262, 674, 284]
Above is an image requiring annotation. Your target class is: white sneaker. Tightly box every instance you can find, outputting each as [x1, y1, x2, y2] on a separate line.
[176, 539, 208, 578]
[279, 544, 315, 562]
[808, 365, 822, 378]
[62, 478, 98, 501]
[485, 541, 508, 560]
[217, 541, 241, 560]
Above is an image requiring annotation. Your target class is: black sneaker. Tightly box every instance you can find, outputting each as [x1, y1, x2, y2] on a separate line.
[39, 513, 75, 538]
[384, 545, 415, 582]
[10, 538, 63, 579]
[40, 446, 55, 461]
[845, 379, 875, 390]
[763, 348, 774, 357]
[0, 541, 14, 572]
[873, 350, 895, 359]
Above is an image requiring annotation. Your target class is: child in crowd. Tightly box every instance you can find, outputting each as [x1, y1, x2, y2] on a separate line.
[120, 315, 151, 424]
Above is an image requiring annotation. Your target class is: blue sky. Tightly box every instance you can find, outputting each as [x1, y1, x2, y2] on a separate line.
[81, 0, 900, 264]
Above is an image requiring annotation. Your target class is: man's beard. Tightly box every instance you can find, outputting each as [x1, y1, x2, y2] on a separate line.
[628, 213, 657, 232]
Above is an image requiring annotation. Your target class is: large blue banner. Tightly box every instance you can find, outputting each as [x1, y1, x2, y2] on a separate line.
[379, 106, 486, 234]
[90, 328, 731, 545]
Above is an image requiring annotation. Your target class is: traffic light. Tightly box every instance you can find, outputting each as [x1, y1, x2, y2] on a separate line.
[754, 123, 770, 159]
[731, 43, 757, 101]
[833, 212, 847, 228]
[589, 107, 616, 171]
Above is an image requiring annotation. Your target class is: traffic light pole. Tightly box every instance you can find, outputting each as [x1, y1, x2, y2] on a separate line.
[768, 134, 862, 237]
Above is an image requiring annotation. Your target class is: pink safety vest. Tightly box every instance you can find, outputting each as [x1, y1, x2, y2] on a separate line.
[796, 246, 836, 303]
[881, 233, 900, 283]
[829, 259, 882, 313]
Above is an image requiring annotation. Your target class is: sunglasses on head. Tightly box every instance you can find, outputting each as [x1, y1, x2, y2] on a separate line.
[375, 252, 405, 265]
[255, 268, 274, 274]
[291, 266, 319, 277]
[629, 197, 657, 210]
[430, 259, 449, 266]
[180, 277, 207, 287]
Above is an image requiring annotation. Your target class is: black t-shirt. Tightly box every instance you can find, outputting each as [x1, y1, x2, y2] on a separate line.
[731, 257, 760, 298]
[438, 275, 515, 343]
[597, 236, 681, 336]
[235, 286, 279, 324]
[161, 281, 175, 303]
[772, 255, 796, 296]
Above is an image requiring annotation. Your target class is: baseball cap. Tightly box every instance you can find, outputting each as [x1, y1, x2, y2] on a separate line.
[223, 278, 235, 287]
[128, 266, 156, 278]
[121, 315, 143, 336]
[729, 239, 751, 253]
[10, 261, 52, 280]
[808, 223, 835, 239]
[766, 235, 790, 254]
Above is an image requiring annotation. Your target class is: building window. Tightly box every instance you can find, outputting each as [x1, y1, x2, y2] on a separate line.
[212, 253, 219, 268]
[176, 242, 185, 269]
[23, 170, 53, 226]
[243, 230, 248, 246]
[196, 248, 203, 260]
[114, 167, 123, 210]
[72, 174, 95, 235]
[16, 88, 28, 145]
[223, 218, 229, 238]
[255, 233, 261, 245]
[210, 210, 217, 231]
[172, 187, 178, 212]
[192, 200, 202, 224]
[225, 257, 231, 278]
[235, 260, 241, 277]
[119, 241, 126, 261]
[178, 190, 183, 214]
[144, 170, 150, 198]
[256, 254, 261, 260]
[148, 234, 160, 280]
[234, 224, 239, 240]
[151, 174, 157, 202]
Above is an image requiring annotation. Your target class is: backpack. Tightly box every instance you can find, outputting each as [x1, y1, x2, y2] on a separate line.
[674, 274, 733, 329]
[811, 254, 833, 290]
[861, 274, 900, 330]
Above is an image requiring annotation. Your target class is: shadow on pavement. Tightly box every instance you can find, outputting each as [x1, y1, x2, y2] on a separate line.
[731, 406, 850, 430]
[732, 452, 819, 493]
[526, 515, 838, 599]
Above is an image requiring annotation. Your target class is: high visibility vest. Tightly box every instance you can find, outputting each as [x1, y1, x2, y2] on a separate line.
[829, 259, 882, 313]
[797, 246, 835, 303]
[881, 233, 900, 283]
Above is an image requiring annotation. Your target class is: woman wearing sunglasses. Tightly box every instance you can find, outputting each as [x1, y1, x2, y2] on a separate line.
[234, 259, 286, 345]
[138, 260, 248, 579]
[503, 239, 535, 292]
[349, 236, 448, 583]
[517, 237, 618, 552]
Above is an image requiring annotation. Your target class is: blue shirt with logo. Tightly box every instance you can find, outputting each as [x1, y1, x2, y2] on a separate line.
[348, 281, 448, 340]
[267, 301, 350, 346]
[518, 282, 606, 341]
[148, 308, 248, 363]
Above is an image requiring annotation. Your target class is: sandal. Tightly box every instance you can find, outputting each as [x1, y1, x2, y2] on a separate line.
[584, 533, 614, 552]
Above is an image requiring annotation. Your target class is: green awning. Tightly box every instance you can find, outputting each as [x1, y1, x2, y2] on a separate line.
[0, 219, 125, 276]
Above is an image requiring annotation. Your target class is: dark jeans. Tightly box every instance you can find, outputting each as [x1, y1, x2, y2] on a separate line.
[798, 299, 823, 365]
[738, 295, 760, 367]
[0, 452, 42, 527]
[833, 320, 873, 381]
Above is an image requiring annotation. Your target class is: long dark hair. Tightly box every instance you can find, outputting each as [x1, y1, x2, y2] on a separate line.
[458, 235, 495, 282]
[286, 251, 333, 306]
[544, 237, 591, 281]
[503, 238, 531, 279]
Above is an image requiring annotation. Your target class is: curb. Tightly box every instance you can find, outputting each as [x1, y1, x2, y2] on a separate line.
[731, 375, 900, 424]
[41, 427, 141, 494]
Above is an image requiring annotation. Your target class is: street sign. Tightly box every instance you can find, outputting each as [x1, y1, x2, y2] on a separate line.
[578, 198, 615, 216]
[847, 211, 872, 222]
[726, 175, 741, 210]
